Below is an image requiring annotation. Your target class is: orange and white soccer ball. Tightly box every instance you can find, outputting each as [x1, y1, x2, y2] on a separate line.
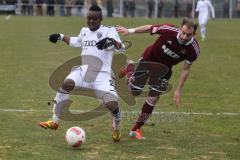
[65, 126, 86, 147]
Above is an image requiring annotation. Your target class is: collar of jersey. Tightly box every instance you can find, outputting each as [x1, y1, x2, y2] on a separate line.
[88, 25, 103, 32]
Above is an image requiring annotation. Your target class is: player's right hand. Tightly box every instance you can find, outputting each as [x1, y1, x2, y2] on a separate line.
[49, 34, 61, 43]
[116, 25, 129, 36]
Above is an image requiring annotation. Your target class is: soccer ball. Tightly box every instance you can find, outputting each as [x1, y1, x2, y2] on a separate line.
[65, 126, 86, 147]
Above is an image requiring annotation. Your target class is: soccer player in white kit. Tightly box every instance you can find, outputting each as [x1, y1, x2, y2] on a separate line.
[39, 5, 125, 142]
[196, 0, 215, 41]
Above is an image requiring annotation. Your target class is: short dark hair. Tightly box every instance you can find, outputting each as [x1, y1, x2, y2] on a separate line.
[89, 5, 102, 12]
[181, 17, 198, 33]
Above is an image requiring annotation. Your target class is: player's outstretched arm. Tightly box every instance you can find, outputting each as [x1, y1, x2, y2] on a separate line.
[116, 25, 153, 36]
[174, 62, 192, 107]
[49, 33, 70, 45]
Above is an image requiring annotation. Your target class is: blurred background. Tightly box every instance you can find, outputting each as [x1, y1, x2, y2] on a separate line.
[0, 0, 239, 19]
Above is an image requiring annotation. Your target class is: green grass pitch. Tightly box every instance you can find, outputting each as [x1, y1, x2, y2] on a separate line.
[0, 16, 240, 159]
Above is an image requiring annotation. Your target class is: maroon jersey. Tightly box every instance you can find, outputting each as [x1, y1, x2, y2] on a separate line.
[143, 24, 200, 68]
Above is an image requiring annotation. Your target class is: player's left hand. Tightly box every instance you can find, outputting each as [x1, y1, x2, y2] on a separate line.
[96, 38, 115, 50]
[174, 90, 181, 107]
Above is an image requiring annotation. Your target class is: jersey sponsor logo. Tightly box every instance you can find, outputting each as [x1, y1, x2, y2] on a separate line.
[162, 45, 180, 58]
[83, 40, 97, 47]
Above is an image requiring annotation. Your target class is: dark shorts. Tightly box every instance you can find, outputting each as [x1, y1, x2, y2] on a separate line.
[129, 58, 172, 97]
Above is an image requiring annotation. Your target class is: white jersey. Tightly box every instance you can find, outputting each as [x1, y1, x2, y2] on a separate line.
[69, 25, 123, 74]
[196, 0, 215, 25]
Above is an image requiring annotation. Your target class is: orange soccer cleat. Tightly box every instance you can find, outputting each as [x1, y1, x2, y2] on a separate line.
[129, 129, 145, 140]
[117, 60, 135, 78]
[38, 120, 59, 130]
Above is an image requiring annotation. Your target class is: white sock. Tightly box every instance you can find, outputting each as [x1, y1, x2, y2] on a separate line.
[200, 25, 206, 39]
[52, 91, 69, 123]
[111, 107, 121, 130]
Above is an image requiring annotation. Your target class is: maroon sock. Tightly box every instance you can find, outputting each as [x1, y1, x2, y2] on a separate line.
[132, 102, 154, 131]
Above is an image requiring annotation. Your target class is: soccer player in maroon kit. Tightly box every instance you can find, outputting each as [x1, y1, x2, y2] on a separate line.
[116, 18, 200, 139]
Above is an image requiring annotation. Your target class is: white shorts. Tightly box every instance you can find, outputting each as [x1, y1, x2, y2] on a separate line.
[198, 15, 208, 25]
[65, 65, 118, 103]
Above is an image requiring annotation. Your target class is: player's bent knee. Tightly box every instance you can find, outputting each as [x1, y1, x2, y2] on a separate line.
[61, 79, 75, 92]
[105, 101, 118, 111]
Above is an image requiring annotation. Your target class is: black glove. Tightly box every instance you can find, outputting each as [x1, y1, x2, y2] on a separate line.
[96, 38, 116, 50]
[49, 34, 61, 43]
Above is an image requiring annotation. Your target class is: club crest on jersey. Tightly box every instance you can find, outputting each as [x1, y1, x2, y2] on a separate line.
[97, 32, 103, 39]
[180, 49, 186, 55]
[167, 41, 172, 45]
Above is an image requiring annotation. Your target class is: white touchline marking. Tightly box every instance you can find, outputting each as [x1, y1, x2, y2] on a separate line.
[0, 109, 239, 116]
